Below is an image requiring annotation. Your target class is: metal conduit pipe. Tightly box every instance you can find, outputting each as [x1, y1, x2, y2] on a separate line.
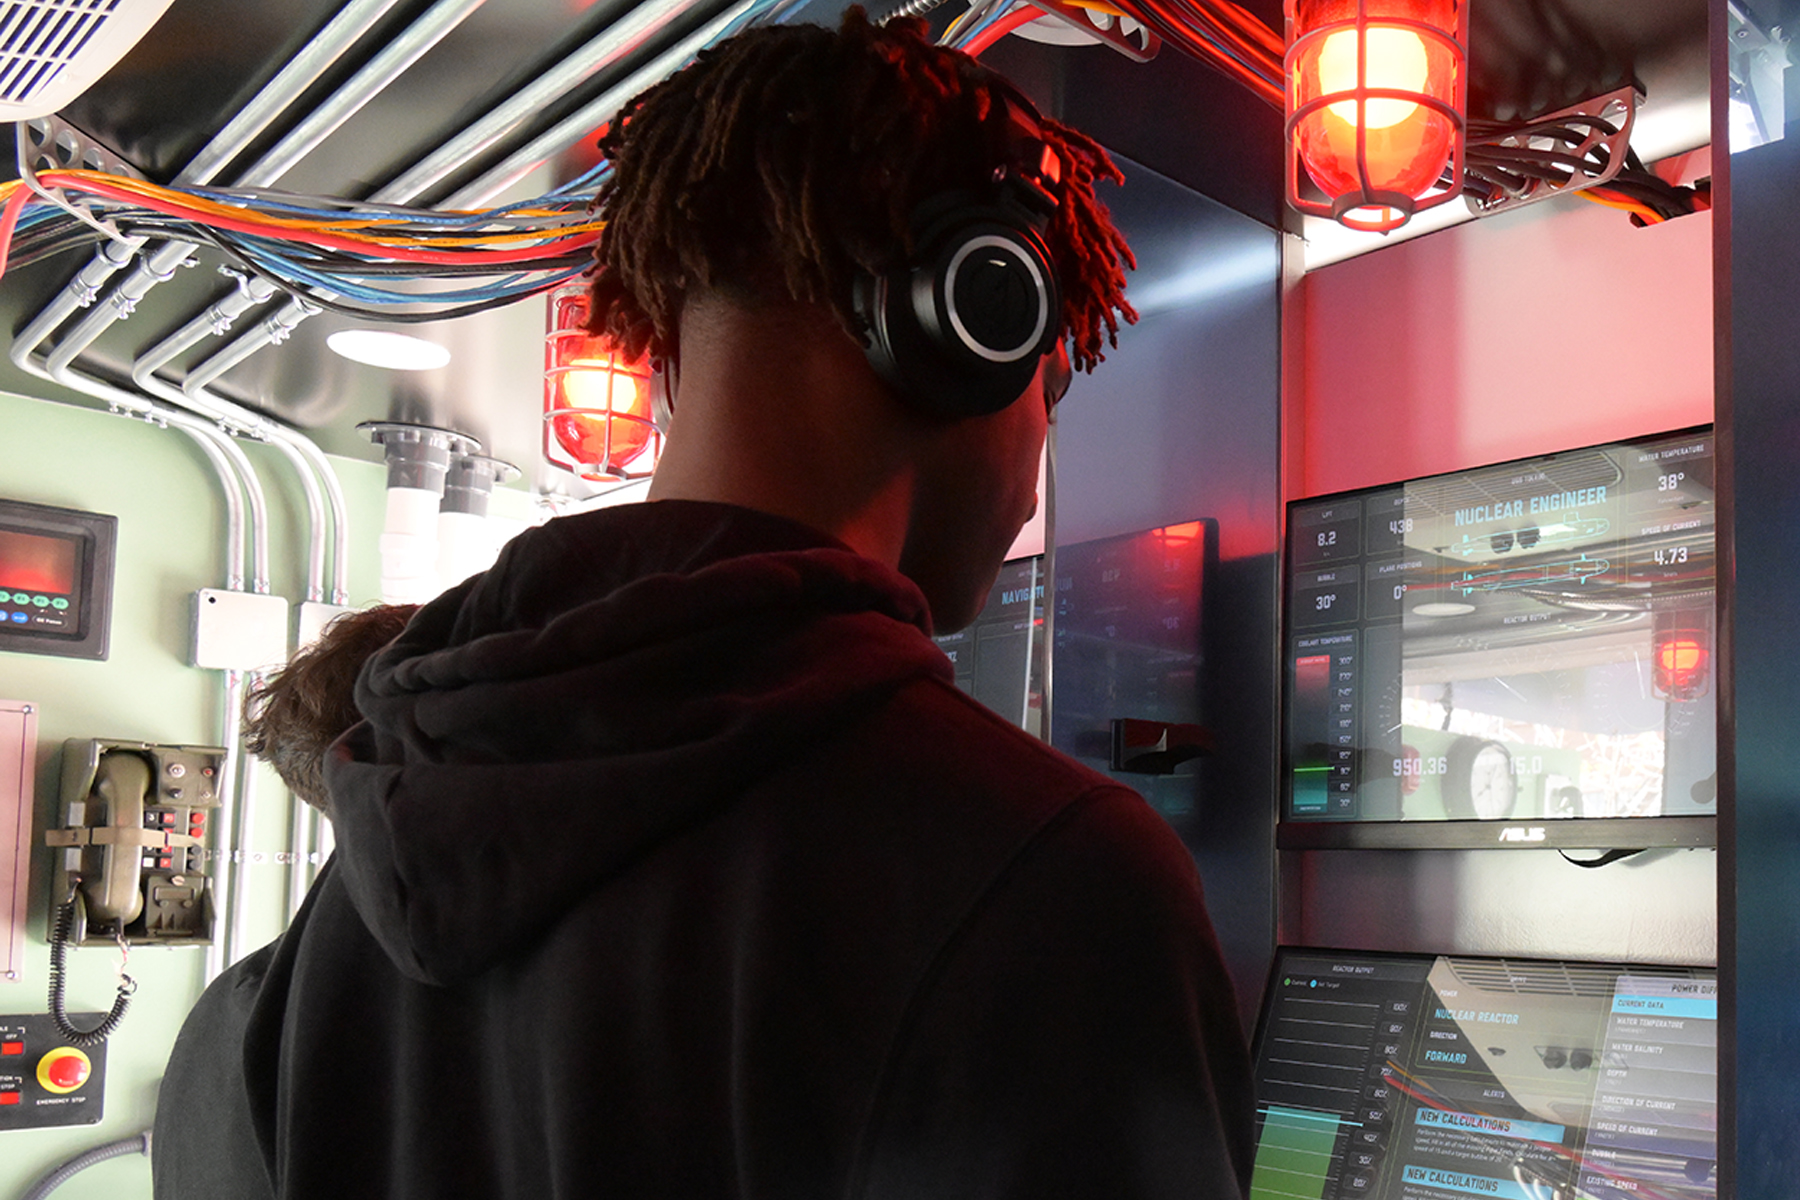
[31, 258, 281, 595]
[174, 0, 736, 395]
[205, 667, 247, 983]
[133, 275, 282, 388]
[444, 0, 772, 208]
[260, 437, 331, 603]
[25, 282, 327, 604]
[137, 339, 347, 605]
[129, 366, 323, 601]
[174, 301, 350, 603]
[178, 0, 767, 410]
[2, 336, 269, 980]
[19, 273, 318, 607]
[183, 299, 320, 397]
[167, 0, 762, 604]
[239, 0, 491, 189]
[15, 348, 275, 627]
[7, 236, 142, 383]
[40, 241, 191, 381]
[7, 0, 410, 953]
[134, 276, 333, 600]
[174, 0, 409, 187]
[198, 427, 274, 595]
[297, 437, 350, 604]
[2, 321, 269, 605]
[225, 683, 268, 970]
[373, 0, 716, 204]
[16, 0, 401, 367]
[32, 0, 427, 610]
[170, 297, 344, 601]
[18, 0, 410, 634]
[158, 0, 718, 401]
[161, 412, 251, 592]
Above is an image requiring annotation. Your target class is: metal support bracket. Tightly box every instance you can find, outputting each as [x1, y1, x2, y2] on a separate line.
[1466, 85, 1642, 218]
[1015, 0, 1160, 63]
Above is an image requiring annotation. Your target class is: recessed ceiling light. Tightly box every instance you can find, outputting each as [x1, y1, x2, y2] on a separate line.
[1412, 601, 1476, 617]
[327, 329, 450, 371]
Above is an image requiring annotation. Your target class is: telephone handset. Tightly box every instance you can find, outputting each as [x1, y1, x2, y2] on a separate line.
[83, 752, 150, 926]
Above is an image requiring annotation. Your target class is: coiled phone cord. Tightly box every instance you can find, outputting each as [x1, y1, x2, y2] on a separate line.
[47, 891, 136, 1046]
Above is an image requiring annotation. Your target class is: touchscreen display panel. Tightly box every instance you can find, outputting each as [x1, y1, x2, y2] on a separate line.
[1282, 429, 1715, 843]
[0, 525, 83, 636]
[0, 527, 79, 596]
[1251, 947, 1717, 1200]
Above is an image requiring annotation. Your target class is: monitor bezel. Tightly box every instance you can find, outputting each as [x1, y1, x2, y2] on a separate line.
[0, 499, 117, 662]
[1277, 425, 1718, 852]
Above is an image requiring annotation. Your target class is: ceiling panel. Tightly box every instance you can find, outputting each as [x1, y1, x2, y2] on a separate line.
[0, 0, 1709, 488]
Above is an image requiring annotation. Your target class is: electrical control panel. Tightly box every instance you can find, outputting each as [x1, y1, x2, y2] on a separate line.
[0, 1013, 108, 1130]
[46, 740, 224, 947]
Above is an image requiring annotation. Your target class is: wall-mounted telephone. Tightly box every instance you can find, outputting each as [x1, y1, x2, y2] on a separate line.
[45, 739, 225, 949]
[41, 739, 225, 1044]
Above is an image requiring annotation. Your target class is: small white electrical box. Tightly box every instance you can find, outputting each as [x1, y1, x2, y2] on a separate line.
[296, 602, 356, 652]
[192, 590, 289, 672]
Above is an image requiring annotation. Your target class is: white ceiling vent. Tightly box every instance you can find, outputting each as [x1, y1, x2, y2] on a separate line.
[0, 0, 175, 121]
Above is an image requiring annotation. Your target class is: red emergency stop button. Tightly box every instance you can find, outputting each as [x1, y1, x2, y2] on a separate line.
[37, 1047, 90, 1094]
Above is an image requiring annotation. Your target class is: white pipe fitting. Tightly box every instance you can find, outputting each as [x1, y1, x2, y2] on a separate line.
[378, 487, 443, 604]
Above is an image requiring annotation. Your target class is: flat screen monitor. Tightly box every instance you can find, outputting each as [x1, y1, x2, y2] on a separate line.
[0, 499, 116, 661]
[935, 519, 1210, 760]
[1250, 946, 1717, 1200]
[1050, 519, 1209, 792]
[935, 555, 1046, 734]
[1280, 428, 1715, 850]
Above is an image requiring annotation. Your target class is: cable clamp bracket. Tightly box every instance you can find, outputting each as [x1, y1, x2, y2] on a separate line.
[1466, 85, 1641, 218]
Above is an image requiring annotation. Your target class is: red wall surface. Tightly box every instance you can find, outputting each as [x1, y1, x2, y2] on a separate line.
[1292, 193, 1714, 498]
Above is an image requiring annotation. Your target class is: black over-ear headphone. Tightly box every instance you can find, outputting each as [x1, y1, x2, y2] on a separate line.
[852, 79, 1064, 419]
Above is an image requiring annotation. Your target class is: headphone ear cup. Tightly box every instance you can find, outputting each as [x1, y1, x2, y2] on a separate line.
[650, 358, 675, 434]
[855, 211, 1059, 419]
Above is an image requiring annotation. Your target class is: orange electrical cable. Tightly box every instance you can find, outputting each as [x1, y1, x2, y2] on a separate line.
[1578, 187, 1665, 225]
[24, 170, 604, 261]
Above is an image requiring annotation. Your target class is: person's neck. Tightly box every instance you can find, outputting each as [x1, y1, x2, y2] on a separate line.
[644, 292, 921, 570]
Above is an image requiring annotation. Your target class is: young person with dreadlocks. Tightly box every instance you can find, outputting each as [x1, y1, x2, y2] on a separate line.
[153, 10, 1254, 1198]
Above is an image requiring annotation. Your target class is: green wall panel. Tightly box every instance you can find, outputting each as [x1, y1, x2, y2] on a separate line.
[0, 387, 388, 1199]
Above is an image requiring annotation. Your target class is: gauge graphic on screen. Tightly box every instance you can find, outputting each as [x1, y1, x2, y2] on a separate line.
[1444, 736, 1517, 819]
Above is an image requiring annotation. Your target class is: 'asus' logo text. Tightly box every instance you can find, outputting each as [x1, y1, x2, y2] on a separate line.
[1497, 826, 1546, 843]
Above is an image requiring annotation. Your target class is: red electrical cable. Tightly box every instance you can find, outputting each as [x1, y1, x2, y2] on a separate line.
[963, 4, 1046, 56]
[0, 182, 32, 284]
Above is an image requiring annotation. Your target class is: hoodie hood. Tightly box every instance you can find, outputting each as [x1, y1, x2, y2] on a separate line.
[324, 501, 952, 985]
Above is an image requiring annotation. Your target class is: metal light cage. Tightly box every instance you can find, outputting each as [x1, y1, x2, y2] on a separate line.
[1284, 0, 1468, 232]
[543, 286, 662, 482]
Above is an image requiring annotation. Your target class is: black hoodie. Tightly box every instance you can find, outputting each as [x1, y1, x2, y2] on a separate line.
[155, 501, 1253, 1199]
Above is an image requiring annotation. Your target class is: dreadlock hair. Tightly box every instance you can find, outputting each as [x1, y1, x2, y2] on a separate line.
[586, 6, 1137, 376]
[242, 603, 418, 816]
